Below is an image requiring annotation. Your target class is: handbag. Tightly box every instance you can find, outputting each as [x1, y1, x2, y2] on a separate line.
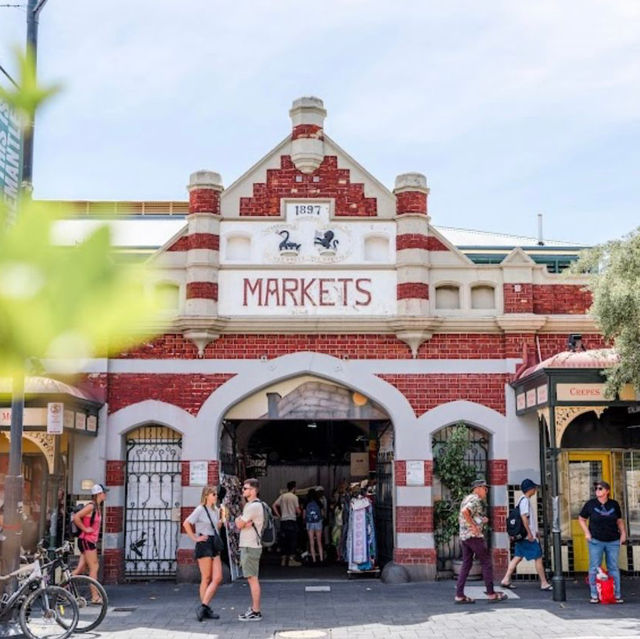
[203, 506, 225, 555]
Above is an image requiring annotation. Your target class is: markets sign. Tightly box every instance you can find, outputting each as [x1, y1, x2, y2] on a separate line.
[0, 99, 22, 224]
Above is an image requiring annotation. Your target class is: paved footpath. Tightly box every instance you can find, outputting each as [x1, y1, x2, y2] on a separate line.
[93, 577, 640, 639]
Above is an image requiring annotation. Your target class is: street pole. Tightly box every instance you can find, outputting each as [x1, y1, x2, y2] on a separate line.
[548, 407, 566, 601]
[0, 0, 48, 617]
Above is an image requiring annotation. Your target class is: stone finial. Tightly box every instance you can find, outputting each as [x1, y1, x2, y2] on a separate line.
[289, 97, 326, 174]
[188, 170, 224, 192]
[394, 172, 428, 193]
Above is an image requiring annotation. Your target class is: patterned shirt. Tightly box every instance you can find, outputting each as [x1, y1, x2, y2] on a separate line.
[458, 493, 486, 541]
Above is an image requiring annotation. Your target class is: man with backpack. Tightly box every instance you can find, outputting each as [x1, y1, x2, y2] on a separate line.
[235, 478, 264, 622]
[500, 478, 552, 591]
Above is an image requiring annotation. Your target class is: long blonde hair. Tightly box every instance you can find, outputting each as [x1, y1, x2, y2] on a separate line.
[200, 485, 217, 506]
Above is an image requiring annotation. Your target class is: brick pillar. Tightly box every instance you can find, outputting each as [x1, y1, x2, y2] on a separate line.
[103, 460, 126, 583]
[394, 173, 430, 316]
[488, 459, 509, 577]
[289, 96, 326, 174]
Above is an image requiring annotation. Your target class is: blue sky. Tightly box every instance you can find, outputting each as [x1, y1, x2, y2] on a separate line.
[1, 0, 639, 245]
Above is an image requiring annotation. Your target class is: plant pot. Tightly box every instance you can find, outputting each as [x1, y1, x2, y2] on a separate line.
[452, 558, 482, 581]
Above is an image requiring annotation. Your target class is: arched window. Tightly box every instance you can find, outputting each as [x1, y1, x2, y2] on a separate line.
[435, 284, 460, 310]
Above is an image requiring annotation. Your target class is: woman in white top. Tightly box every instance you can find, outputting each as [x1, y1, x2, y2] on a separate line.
[183, 485, 226, 621]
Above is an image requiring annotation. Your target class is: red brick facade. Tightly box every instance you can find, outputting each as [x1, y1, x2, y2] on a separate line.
[185, 281, 218, 300]
[239, 156, 377, 217]
[188, 188, 220, 214]
[532, 284, 592, 314]
[503, 283, 533, 313]
[107, 373, 234, 415]
[291, 124, 323, 140]
[396, 234, 448, 251]
[491, 506, 508, 533]
[106, 460, 125, 486]
[394, 548, 437, 564]
[397, 282, 429, 300]
[396, 191, 427, 215]
[379, 374, 510, 416]
[103, 549, 124, 585]
[396, 506, 434, 533]
[488, 459, 508, 485]
[105, 506, 123, 533]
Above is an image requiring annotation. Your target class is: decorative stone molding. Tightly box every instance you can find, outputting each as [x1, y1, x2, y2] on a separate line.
[4, 431, 56, 473]
[496, 314, 547, 333]
[554, 405, 606, 447]
[391, 318, 442, 358]
[174, 317, 227, 357]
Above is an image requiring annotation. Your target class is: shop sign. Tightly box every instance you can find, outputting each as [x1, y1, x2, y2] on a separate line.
[1, 407, 47, 427]
[46, 402, 64, 435]
[64, 410, 74, 429]
[86, 415, 97, 433]
[516, 393, 526, 411]
[0, 99, 22, 225]
[75, 412, 86, 430]
[406, 460, 425, 486]
[537, 384, 548, 404]
[189, 460, 208, 486]
[556, 383, 606, 402]
[526, 389, 537, 408]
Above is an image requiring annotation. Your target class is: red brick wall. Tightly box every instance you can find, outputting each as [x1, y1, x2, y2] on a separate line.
[492, 547, 509, 577]
[239, 156, 377, 217]
[105, 506, 123, 533]
[394, 460, 433, 486]
[167, 234, 220, 252]
[292, 124, 323, 140]
[102, 549, 124, 584]
[532, 284, 592, 314]
[394, 548, 436, 564]
[397, 283, 429, 300]
[189, 188, 220, 214]
[396, 234, 448, 251]
[396, 191, 427, 215]
[177, 548, 197, 567]
[106, 460, 125, 487]
[185, 282, 218, 301]
[107, 373, 234, 414]
[396, 506, 433, 532]
[491, 506, 507, 533]
[488, 459, 508, 485]
[379, 374, 509, 416]
[503, 284, 533, 313]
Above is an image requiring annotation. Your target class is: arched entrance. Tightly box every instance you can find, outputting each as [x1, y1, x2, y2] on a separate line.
[219, 376, 394, 577]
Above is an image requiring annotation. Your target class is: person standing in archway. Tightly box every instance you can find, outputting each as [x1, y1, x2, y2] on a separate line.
[272, 481, 302, 567]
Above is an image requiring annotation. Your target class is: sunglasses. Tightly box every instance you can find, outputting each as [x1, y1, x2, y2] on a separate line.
[242, 486, 251, 491]
[595, 486, 607, 491]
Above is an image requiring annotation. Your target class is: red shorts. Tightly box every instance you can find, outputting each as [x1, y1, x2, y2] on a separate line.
[78, 538, 97, 553]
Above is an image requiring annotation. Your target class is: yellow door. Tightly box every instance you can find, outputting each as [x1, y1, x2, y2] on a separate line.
[568, 452, 612, 572]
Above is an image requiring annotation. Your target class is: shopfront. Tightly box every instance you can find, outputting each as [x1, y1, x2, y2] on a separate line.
[513, 349, 640, 575]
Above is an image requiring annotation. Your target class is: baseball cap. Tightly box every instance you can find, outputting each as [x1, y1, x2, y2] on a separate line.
[595, 480, 610, 490]
[521, 478, 538, 492]
[471, 479, 488, 489]
[91, 483, 109, 495]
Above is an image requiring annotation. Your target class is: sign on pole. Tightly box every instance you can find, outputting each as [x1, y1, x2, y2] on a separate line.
[0, 98, 23, 225]
[47, 402, 64, 435]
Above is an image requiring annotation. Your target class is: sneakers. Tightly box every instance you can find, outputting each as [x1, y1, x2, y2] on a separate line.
[288, 557, 303, 567]
[195, 604, 206, 622]
[238, 608, 262, 622]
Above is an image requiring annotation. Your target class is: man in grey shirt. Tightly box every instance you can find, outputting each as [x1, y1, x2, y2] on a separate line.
[273, 481, 301, 567]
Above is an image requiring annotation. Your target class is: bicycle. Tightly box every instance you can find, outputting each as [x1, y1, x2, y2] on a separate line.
[0, 552, 79, 639]
[39, 540, 108, 633]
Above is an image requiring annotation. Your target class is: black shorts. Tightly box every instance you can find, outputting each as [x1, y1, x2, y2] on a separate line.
[78, 538, 97, 553]
[195, 536, 219, 560]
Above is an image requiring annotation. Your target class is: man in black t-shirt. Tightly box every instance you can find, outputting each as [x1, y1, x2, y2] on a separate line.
[578, 480, 626, 604]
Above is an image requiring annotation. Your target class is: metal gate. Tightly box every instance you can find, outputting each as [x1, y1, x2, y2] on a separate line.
[432, 424, 489, 573]
[124, 425, 182, 578]
[375, 449, 394, 567]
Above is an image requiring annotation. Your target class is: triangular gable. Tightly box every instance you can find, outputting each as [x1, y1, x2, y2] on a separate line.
[148, 224, 189, 263]
[501, 247, 537, 266]
[425, 223, 475, 265]
[221, 134, 396, 218]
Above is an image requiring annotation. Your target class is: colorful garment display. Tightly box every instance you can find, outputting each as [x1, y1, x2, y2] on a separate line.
[346, 495, 377, 571]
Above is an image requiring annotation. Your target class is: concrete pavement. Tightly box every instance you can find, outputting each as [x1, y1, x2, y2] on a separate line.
[93, 577, 640, 639]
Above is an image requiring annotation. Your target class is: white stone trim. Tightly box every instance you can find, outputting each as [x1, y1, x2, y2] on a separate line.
[103, 532, 124, 550]
[492, 532, 510, 549]
[106, 486, 125, 507]
[396, 532, 434, 549]
[490, 485, 508, 505]
[396, 486, 431, 506]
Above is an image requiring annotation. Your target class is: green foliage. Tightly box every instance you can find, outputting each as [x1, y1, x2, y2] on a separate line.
[572, 228, 640, 397]
[433, 423, 478, 546]
[0, 52, 160, 377]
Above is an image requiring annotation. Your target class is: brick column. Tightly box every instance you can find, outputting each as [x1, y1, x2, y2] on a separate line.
[103, 460, 126, 584]
[289, 96, 326, 174]
[394, 173, 430, 316]
[185, 170, 223, 318]
[488, 459, 510, 578]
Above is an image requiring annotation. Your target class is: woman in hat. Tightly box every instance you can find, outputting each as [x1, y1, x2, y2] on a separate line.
[500, 479, 552, 591]
[72, 482, 108, 603]
[578, 480, 626, 603]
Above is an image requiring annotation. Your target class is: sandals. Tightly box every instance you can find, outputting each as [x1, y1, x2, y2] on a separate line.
[500, 582, 517, 589]
[487, 592, 508, 603]
[589, 597, 599, 604]
[616, 597, 624, 604]
[540, 584, 553, 591]
[454, 596, 475, 604]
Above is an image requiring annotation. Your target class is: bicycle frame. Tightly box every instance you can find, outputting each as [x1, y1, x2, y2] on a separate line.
[0, 559, 45, 621]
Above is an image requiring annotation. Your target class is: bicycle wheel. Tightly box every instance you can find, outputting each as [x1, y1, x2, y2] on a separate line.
[59, 575, 108, 632]
[19, 585, 79, 639]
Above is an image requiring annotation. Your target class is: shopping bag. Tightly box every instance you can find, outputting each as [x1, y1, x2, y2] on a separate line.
[595, 567, 616, 604]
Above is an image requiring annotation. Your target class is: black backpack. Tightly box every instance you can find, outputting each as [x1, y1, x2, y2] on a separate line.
[506, 496, 527, 541]
[251, 500, 276, 547]
[69, 503, 96, 539]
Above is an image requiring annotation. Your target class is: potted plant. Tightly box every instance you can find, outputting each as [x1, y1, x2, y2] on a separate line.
[433, 422, 481, 577]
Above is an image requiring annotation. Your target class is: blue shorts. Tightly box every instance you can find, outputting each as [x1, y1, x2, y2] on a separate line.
[306, 522, 323, 532]
[514, 539, 542, 560]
